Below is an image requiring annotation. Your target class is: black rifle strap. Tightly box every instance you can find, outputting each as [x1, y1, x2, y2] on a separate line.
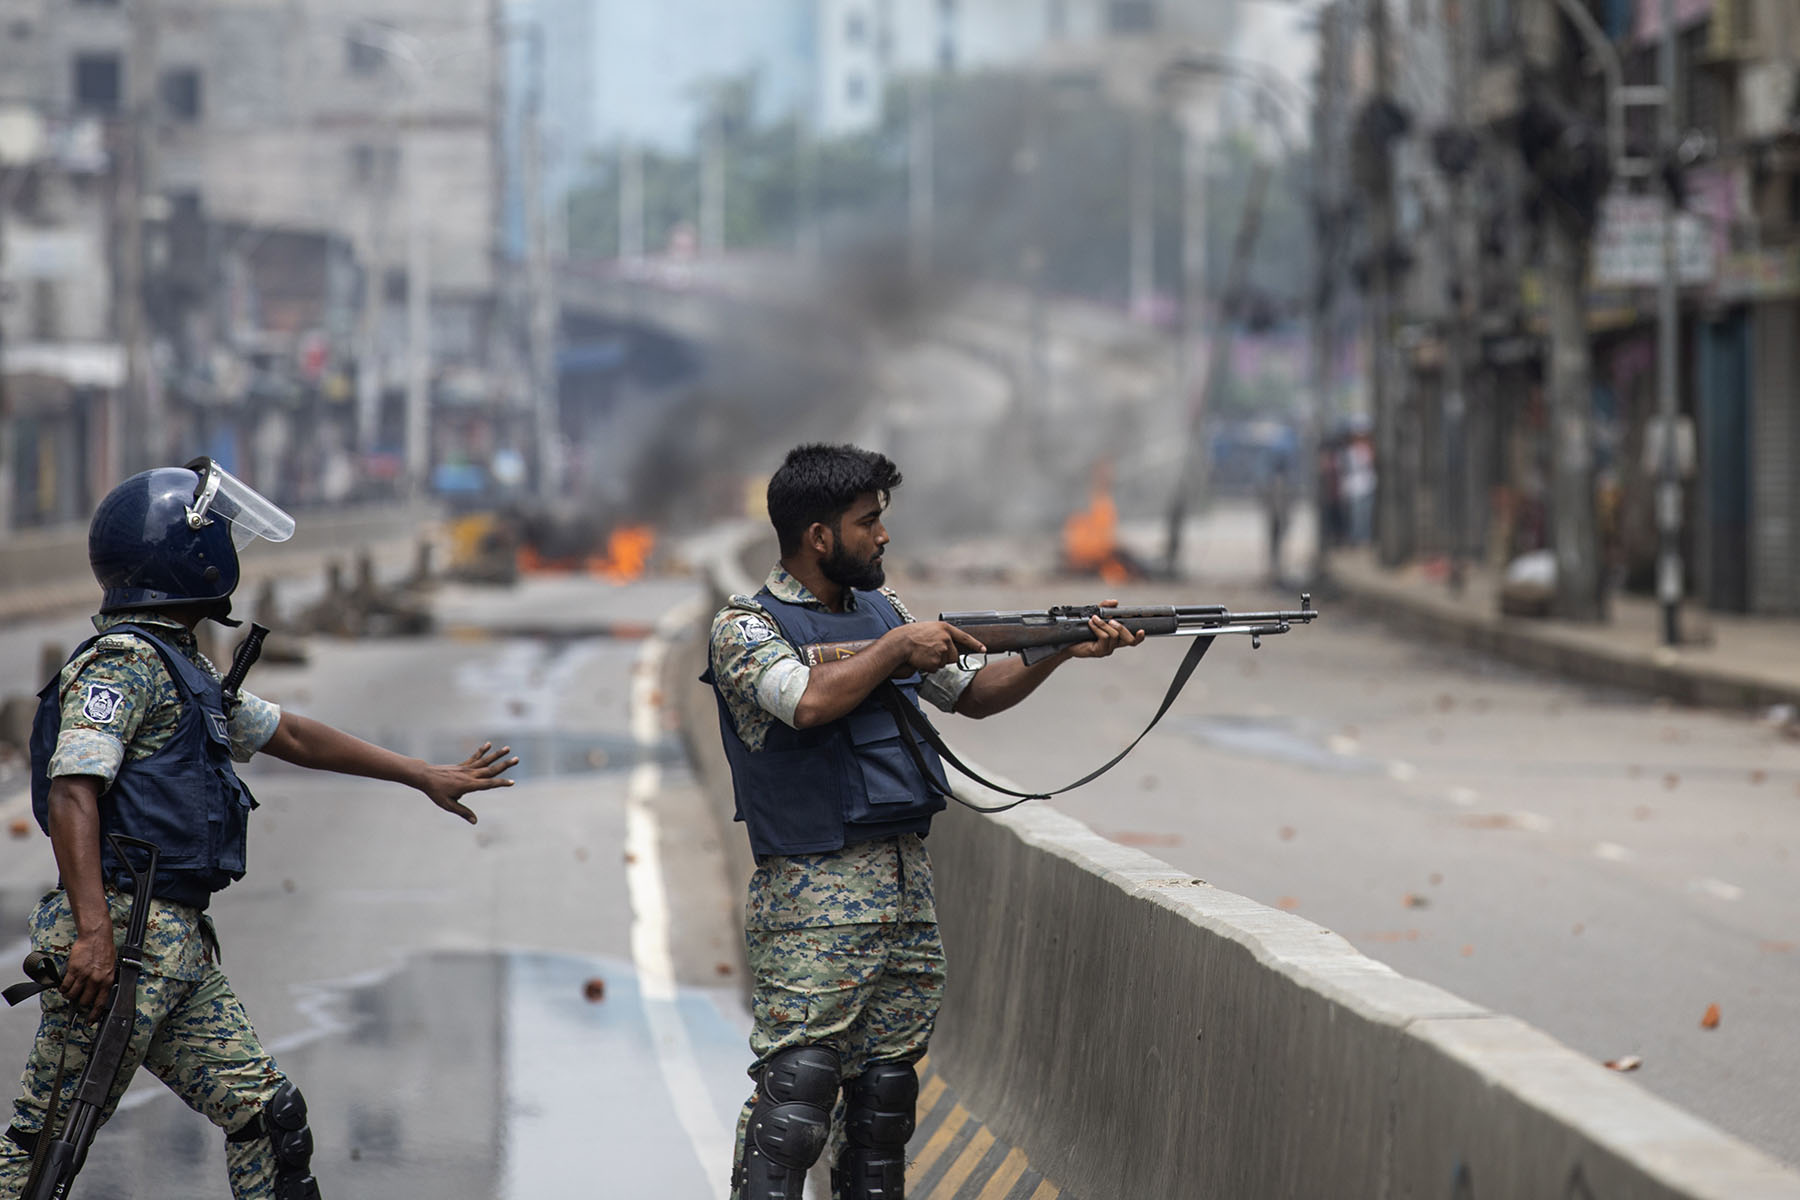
[21, 1040, 68, 1194]
[880, 634, 1217, 813]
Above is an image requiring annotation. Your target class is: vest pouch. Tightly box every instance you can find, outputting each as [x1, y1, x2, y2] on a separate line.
[102, 749, 213, 869]
[841, 708, 941, 825]
[740, 744, 853, 856]
[200, 707, 252, 877]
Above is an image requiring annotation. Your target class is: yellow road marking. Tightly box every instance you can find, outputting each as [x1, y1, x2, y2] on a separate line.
[976, 1147, 1031, 1200]
[916, 1074, 948, 1117]
[931, 1127, 996, 1198]
[908, 1103, 969, 1180]
[1028, 1180, 1061, 1200]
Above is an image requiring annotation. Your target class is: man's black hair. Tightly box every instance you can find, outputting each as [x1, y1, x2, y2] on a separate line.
[767, 443, 903, 555]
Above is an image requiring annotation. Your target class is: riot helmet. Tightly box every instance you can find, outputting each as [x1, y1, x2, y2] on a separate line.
[89, 457, 295, 619]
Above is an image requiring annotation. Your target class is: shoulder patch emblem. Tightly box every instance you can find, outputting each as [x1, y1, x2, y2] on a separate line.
[737, 615, 779, 646]
[81, 683, 126, 724]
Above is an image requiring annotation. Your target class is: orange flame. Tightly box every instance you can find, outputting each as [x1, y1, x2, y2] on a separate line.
[1062, 462, 1146, 582]
[587, 525, 656, 581]
[1064, 489, 1119, 571]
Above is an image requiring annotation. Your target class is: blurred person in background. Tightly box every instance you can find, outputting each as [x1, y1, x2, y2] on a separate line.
[1261, 453, 1294, 584]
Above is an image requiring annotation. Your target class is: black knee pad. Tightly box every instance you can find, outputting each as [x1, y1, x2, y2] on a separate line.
[835, 1062, 917, 1200]
[228, 1080, 321, 1200]
[739, 1045, 839, 1199]
[843, 1060, 918, 1150]
[751, 1045, 839, 1168]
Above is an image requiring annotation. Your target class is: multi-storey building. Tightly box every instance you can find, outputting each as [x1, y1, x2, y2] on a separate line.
[1329, 0, 1800, 616]
[0, 0, 515, 516]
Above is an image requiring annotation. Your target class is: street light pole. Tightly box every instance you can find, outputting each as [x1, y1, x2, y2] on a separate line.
[1129, 107, 1155, 319]
[1161, 118, 1209, 577]
[520, 23, 560, 501]
[1655, 0, 1683, 645]
[404, 159, 430, 497]
[908, 75, 934, 281]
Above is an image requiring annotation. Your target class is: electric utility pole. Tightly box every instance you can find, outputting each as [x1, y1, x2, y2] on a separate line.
[1161, 107, 1212, 576]
[1368, 0, 1410, 568]
[1441, 3, 1478, 591]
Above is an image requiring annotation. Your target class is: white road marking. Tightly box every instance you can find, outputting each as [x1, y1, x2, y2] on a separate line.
[1446, 786, 1479, 808]
[1512, 811, 1554, 834]
[1689, 877, 1745, 902]
[1388, 761, 1418, 782]
[625, 598, 730, 1192]
[1327, 734, 1359, 756]
[1593, 842, 1635, 863]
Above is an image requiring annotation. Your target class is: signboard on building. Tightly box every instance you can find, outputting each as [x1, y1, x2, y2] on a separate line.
[1717, 245, 1800, 301]
[1591, 192, 1714, 288]
[2, 229, 90, 280]
[1634, 0, 1713, 42]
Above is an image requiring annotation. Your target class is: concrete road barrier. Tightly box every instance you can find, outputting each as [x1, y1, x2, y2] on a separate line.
[688, 525, 1800, 1200]
[929, 800, 1800, 1199]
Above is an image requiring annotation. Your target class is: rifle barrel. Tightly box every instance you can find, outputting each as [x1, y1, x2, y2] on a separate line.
[1181, 609, 1319, 625]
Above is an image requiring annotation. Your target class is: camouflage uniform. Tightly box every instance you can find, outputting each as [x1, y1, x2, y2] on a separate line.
[711, 567, 974, 1196]
[0, 613, 289, 1199]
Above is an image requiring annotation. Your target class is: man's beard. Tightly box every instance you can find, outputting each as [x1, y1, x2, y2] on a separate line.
[821, 542, 885, 591]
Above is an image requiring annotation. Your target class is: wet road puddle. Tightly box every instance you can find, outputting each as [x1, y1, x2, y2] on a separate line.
[40, 950, 748, 1199]
[1175, 715, 1383, 774]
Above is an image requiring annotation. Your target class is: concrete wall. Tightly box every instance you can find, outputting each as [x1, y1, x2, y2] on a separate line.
[0, 502, 438, 623]
[930, 800, 1800, 1199]
[689, 524, 1800, 1200]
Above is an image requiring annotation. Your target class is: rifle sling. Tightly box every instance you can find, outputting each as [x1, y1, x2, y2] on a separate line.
[879, 634, 1216, 813]
[20, 1040, 67, 1197]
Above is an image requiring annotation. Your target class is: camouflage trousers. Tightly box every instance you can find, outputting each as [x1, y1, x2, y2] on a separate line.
[730, 920, 946, 1200]
[0, 901, 288, 1198]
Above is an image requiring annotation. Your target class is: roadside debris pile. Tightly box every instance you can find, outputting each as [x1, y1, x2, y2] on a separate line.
[291, 545, 435, 640]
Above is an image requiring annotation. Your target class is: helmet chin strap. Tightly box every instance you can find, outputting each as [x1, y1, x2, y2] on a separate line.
[204, 598, 243, 628]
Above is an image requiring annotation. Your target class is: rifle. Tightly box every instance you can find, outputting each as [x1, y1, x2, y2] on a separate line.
[801, 594, 1319, 668]
[801, 596, 1320, 813]
[3, 834, 160, 1200]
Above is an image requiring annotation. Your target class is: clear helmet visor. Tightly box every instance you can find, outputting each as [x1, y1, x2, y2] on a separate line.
[184, 457, 296, 550]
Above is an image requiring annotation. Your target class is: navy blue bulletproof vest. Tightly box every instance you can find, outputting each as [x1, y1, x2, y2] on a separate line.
[30, 623, 258, 909]
[706, 588, 950, 859]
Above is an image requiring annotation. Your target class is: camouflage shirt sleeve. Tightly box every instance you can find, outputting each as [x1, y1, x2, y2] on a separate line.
[709, 599, 809, 742]
[44, 637, 162, 783]
[228, 690, 282, 762]
[879, 588, 976, 713]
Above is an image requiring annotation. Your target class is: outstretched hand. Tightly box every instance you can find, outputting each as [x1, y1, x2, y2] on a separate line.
[417, 742, 518, 824]
[1065, 599, 1147, 660]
